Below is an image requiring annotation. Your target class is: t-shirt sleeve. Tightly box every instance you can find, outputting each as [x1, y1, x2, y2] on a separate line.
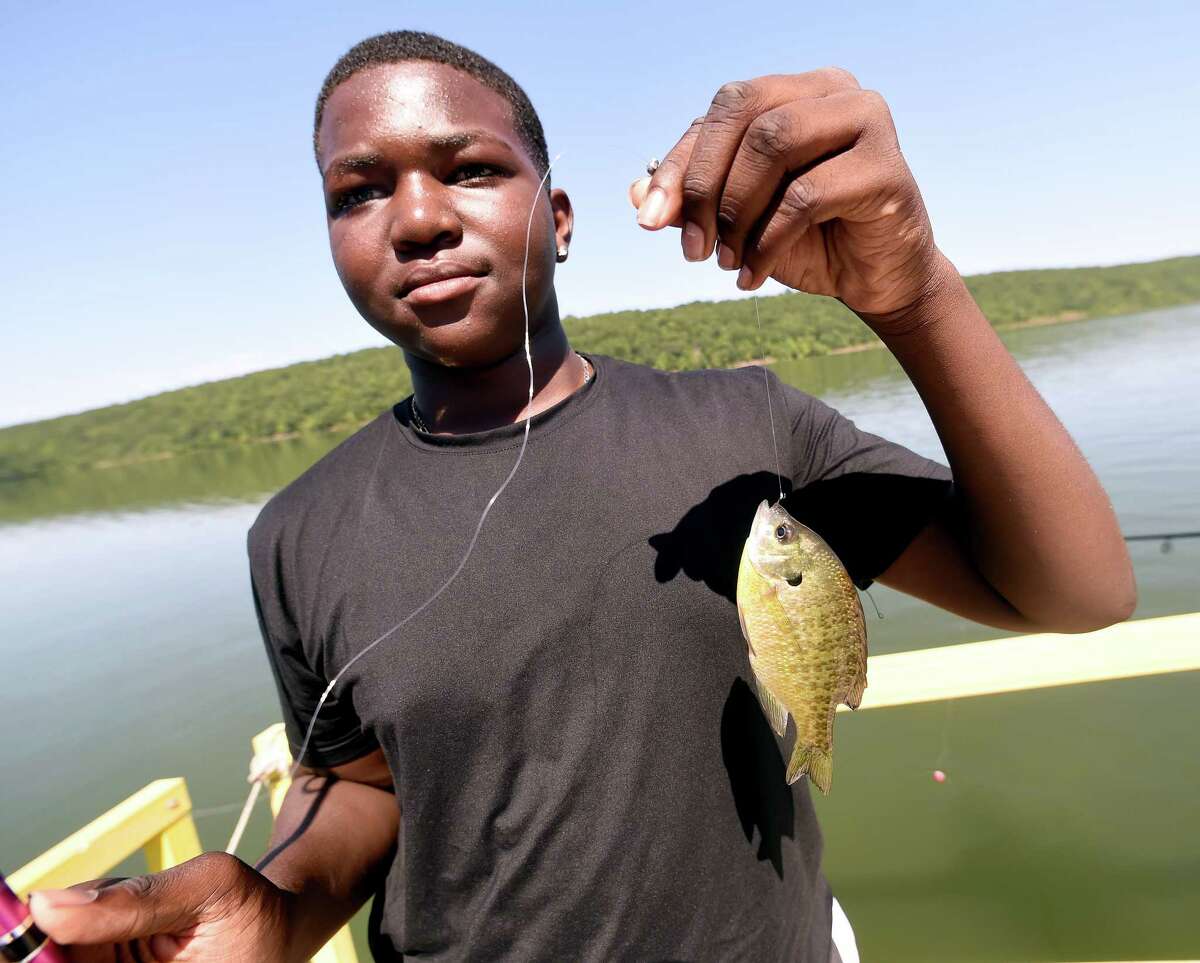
[247, 520, 379, 769]
[776, 374, 955, 588]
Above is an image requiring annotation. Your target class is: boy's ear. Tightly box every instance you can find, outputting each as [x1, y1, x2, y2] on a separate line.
[550, 187, 574, 254]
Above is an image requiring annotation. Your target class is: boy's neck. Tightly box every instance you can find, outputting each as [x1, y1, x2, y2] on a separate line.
[406, 321, 586, 435]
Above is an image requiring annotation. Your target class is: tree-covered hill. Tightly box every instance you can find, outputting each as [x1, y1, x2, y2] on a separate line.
[3, 254, 1197, 480]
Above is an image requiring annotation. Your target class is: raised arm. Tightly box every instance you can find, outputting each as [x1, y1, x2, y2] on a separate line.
[630, 68, 1134, 632]
[868, 257, 1135, 632]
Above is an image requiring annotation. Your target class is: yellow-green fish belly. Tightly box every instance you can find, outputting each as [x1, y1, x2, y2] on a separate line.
[737, 542, 866, 754]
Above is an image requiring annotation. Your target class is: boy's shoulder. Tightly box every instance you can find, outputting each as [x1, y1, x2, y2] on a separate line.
[248, 408, 394, 553]
[594, 353, 820, 419]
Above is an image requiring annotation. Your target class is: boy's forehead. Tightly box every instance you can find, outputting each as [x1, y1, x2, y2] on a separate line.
[319, 62, 520, 162]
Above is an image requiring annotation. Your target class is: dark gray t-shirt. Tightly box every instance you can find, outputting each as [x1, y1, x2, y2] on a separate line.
[248, 352, 952, 962]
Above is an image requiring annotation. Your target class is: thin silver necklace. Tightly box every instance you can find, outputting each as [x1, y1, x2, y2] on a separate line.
[410, 352, 593, 434]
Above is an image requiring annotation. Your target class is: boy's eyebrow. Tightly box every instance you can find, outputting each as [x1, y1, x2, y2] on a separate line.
[429, 128, 509, 151]
[324, 152, 384, 180]
[323, 129, 513, 181]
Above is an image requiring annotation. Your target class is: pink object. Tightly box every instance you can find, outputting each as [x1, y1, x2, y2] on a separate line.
[0, 872, 68, 963]
[933, 769, 947, 783]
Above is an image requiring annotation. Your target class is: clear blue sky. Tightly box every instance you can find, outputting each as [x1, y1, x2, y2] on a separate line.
[2, 0, 1197, 426]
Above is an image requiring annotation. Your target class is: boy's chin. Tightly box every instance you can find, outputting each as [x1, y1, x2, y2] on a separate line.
[402, 329, 530, 372]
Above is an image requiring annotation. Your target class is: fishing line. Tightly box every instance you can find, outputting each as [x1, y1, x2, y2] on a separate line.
[753, 295, 786, 504]
[1124, 529, 1200, 554]
[931, 699, 954, 783]
[191, 799, 253, 820]
[1123, 529, 1200, 541]
[862, 587, 884, 620]
[289, 153, 563, 777]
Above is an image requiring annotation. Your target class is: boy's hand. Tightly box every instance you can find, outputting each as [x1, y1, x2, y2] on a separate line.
[29, 853, 296, 962]
[629, 69, 947, 332]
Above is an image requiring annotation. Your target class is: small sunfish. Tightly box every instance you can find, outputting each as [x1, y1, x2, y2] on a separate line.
[735, 500, 868, 794]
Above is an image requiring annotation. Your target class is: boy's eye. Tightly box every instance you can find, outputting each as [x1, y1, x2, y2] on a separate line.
[449, 163, 505, 185]
[328, 164, 506, 215]
[329, 186, 387, 216]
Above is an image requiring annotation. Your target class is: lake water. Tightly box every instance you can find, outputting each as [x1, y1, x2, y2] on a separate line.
[3, 306, 1198, 961]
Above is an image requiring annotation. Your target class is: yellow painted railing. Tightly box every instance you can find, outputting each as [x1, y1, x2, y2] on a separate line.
[10, 613, 1198, 963]
[838, 611, 1200, 712]
[9, 744, 357, 962]
[9, 779, 202, 896]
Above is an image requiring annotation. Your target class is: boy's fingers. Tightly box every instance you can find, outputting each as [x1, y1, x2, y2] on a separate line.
[29, 856, 234, 948]
[717, 90, 876, 269]
[54, 937, 160, 963]
[628, 176, 649, 208]
[635, 117, 704, 231]
[679, 70, 861, 261]
[629, 177, 684, 228]
[633, 68, 861, 247]
[23, 884, 105, 962]
[739, 147, 891, 291]
[31, 875, 186, 946]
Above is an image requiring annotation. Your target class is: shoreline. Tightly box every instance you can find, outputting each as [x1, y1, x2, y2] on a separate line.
[823, 308, 1092, 357]
[13, 302, 1191, 477]
[93, 311, 1093, 471]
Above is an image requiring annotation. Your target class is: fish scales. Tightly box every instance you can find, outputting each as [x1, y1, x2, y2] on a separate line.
[735, 500, 867, 794]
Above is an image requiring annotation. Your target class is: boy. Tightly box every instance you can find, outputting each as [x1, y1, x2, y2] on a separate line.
[31, 29, 1133, 963]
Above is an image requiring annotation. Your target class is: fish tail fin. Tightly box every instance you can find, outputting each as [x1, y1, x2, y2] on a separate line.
[786, 743, 832, 795]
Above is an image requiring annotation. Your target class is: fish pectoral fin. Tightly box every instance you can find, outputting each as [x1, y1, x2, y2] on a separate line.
[787, 743, 832, 795]
[845, 667, 867, 710]
[751, 672, 789, 738]
[845, 621, 868, 710]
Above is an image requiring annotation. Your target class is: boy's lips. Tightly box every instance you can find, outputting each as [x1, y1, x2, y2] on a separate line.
[398, 261, 487, 305]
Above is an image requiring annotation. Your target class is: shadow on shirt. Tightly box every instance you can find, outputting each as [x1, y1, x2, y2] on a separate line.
[649, 469, 952, 879]
[721, 677, 795, 878]
[648, 469, 953, 600]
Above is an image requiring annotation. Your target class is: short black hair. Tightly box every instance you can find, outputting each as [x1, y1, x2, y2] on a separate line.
[314, 31, 550, 182]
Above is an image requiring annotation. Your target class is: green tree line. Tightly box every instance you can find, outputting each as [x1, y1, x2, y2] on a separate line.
[3, 254, 1197, 481]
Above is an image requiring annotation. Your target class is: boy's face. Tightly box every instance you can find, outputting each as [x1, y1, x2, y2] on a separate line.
[317, 62, 572, 368]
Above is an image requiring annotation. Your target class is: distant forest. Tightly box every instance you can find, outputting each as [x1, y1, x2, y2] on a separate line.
[3, 254, 1197, 480]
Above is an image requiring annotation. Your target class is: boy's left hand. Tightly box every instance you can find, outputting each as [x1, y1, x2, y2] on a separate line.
[630, 69, 948, 331]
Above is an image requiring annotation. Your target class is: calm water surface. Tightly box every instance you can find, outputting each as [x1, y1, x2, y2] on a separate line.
[2, 306, 1197, 961]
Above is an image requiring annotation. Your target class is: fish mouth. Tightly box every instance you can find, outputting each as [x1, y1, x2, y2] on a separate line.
[749, 499, 806, 575]
[747, 500, 778, 576]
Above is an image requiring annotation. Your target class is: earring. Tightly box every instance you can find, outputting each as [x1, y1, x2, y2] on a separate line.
[556, 247, 568, 262]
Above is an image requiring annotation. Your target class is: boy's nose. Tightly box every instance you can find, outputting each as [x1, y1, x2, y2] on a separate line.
[388, 173, 462, 255]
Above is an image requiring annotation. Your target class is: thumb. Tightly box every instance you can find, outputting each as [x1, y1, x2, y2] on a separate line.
[30, 872, 200, 946]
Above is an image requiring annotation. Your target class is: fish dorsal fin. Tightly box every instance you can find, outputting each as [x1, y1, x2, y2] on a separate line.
[751, 673, 789, 738]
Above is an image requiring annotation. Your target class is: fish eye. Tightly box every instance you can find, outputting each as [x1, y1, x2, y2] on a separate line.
[786, 573, 804, 587]
[774, 524, 791, 542]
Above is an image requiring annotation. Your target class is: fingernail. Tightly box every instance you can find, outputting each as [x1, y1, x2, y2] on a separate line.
[737, 265, 754, 289]
[717, 244, 736, 271]
[682, 222, 706, 261]
[637, 187, 667, 228]
[32, 888, 99, 908]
